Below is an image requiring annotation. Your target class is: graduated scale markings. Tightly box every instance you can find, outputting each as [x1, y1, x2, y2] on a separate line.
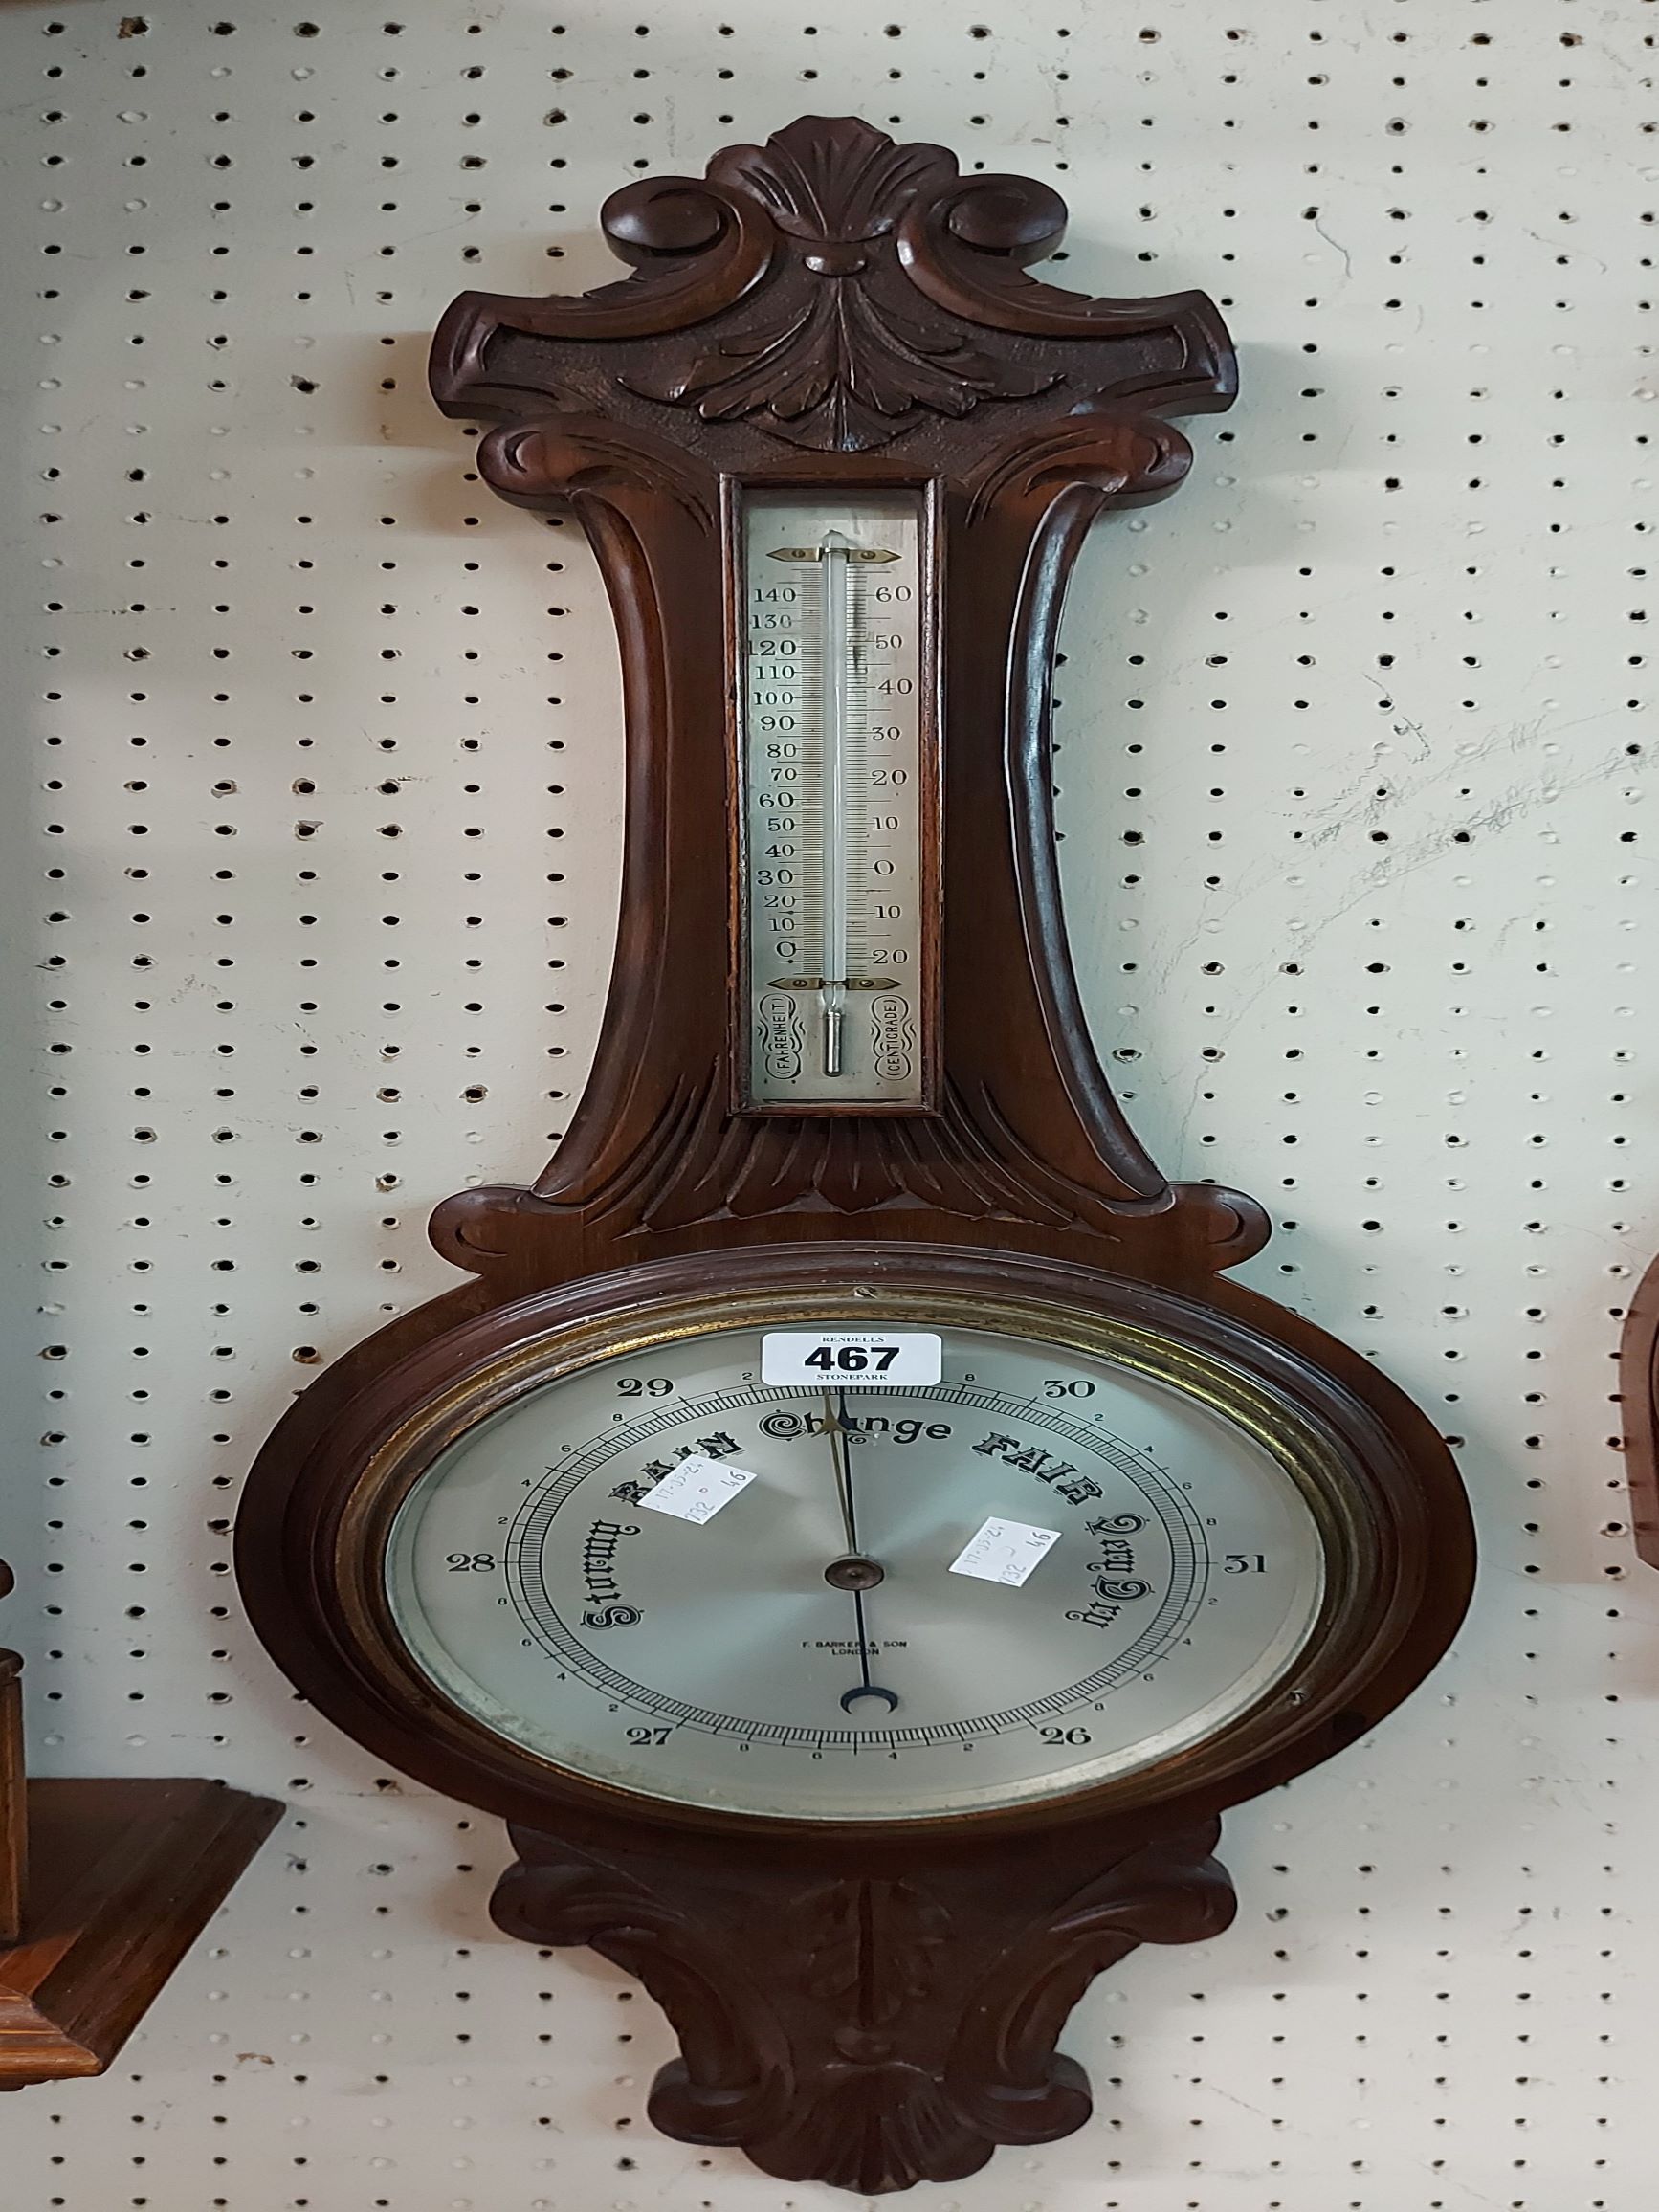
[498, 1379, 1207, 1748]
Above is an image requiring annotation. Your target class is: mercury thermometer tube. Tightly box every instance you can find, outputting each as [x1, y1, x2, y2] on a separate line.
[742, 488, 926, 1110]
[769, 528, 898, 1079]
[816, 528, 852, 1077]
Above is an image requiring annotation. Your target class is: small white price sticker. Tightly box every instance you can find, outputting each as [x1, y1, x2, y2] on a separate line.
[761, 1331, 942, 1387]
[637, 1454, 759, 1527]
[949, 1516, 1062, 1588]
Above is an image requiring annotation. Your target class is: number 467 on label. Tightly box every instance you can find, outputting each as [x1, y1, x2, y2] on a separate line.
[761, 1331, 942, 1387]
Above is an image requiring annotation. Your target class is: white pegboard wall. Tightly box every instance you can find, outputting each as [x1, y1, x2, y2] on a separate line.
[0, 3, 1656, 2209]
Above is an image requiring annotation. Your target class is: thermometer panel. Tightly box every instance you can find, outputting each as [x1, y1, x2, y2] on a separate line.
[736, 486, 938, 1112]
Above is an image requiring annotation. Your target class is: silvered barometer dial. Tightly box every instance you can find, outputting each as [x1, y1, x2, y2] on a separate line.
[386, 1309, 1328, 1821]
[240, 117, 1473, 2199]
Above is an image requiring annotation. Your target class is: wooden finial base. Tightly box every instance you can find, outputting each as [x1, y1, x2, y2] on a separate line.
[493, 1813, 1236, 2195]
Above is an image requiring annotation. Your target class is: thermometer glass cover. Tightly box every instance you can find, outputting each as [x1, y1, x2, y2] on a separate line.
[736, 486, 937, 1111]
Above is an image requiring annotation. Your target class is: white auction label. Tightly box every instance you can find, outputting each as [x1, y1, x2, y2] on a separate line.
[949, 1515, 1062, 1587]
[761, 1330, 942, 1387]
[637, 1454, 759, 1526]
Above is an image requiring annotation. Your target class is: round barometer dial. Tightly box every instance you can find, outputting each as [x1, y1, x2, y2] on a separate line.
[383, 1311, 1341, 1824]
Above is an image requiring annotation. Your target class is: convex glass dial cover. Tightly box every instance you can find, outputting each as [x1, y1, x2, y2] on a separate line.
[386, 1313, 1335, 1823]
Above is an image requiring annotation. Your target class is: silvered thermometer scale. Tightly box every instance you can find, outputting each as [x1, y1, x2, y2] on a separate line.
[738, 489, 936, 1111]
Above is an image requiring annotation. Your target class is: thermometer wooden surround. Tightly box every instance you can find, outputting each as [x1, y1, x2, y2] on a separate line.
[237, 118, 1474, 2196]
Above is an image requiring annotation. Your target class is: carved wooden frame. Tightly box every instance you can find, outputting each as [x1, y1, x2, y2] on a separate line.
[236, 117, 1474, 2195]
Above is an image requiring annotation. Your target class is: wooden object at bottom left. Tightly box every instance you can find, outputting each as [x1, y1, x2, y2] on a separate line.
[0, 1561, 281, 2089]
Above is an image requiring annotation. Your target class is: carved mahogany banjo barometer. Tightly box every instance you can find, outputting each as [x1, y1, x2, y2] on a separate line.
[237, 118, 1474, 2195]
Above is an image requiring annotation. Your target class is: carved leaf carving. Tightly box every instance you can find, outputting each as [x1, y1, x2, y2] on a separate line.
[618, 118, 1059, 452]
[628, 253, 1056, 453]
[793, 1879, 950, 2025]
[493, 1818, 1235, 2195]
[433, 116, 1233, 456]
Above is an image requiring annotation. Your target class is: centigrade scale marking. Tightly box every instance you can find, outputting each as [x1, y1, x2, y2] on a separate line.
[498, 1378, 1211, 1751]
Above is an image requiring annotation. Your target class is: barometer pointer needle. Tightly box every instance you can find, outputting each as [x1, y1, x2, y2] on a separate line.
[821, 1389, 898, 1715]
